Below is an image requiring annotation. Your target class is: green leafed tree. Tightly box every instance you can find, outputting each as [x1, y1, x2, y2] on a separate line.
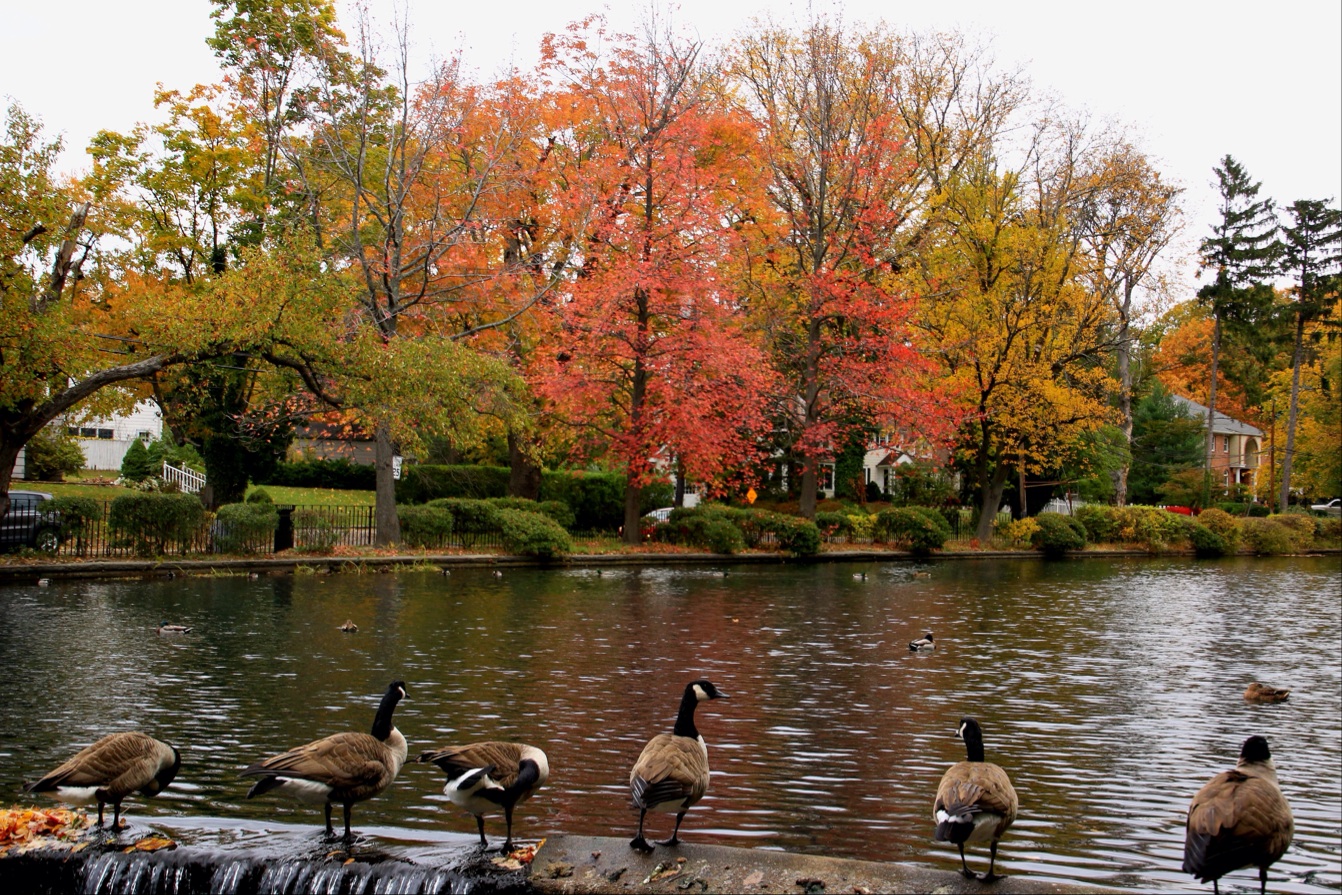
[1277, 198, 1342, 510]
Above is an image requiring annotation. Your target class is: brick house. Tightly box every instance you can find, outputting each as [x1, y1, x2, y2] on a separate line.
[1170, 394, 1263, 492]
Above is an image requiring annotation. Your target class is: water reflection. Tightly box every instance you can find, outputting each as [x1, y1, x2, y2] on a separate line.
[1, 557, 1337, 893]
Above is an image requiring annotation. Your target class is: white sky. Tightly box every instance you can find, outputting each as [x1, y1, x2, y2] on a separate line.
[5, 0, 1340, 297]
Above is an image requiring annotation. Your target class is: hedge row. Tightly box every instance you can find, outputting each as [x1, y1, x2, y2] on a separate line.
[408, 499, 574, 557]
[651, 505, 821, 557]
[1069, 504, 1338, 556]
[396, 465, 672, 531]
[262, 458, 377, 491]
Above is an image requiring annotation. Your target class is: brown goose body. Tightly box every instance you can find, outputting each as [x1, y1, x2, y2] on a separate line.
[1183, 736, 1293, 895]
[933, 717, 1018, 882]
[1243, 683, 1290, 704]
[242, 681, 408, 838]
[418, 741, 549, 850]
[24, 731, 180, 829]
[629, 679, 727, 853]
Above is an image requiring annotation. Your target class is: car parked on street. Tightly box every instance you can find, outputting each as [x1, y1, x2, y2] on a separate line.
[0, 490, 62, 553]
[1310, 498, 1341, 516]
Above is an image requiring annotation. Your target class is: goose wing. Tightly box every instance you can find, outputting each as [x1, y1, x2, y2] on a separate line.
[242, 732, 396, 791]
[935, 762, 1018, 823]
[26, 733, 170, 796]
[1183, 769, 1294, 881]
[630, 734, 707, 809]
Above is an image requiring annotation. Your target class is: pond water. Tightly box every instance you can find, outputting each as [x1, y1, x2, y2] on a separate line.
[1, 556, 1338, 893]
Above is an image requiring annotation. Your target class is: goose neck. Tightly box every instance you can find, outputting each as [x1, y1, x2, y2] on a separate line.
[672, 689, 701, 739]
[371, 689, 403, 741]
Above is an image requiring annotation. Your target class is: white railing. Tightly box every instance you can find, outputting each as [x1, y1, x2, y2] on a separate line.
[163, 462, 207, 494]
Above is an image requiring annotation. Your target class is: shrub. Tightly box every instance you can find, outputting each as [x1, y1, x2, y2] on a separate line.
[491, 497, 576, 530]
[875, 507, 949, 553]
[213, 502, 279, 554]
[427, 498, 501, 548]
[246, 488, 274, 504]
[1239, 518, 1293, 555]
[26, 428, 85, 481]
[266, 458, 375, 491]
[397, 464, 509, 503]
[846, 514, 875, 541]
[495, 508, 573, 558]
[814, 511, 849, 539]
[1269, 513, 1316, 552]
[293, 508, 341, 552]
[119, 438, 155, 485]
[765, 514, 821, 557]
[108, 492, 206, 556]
[1316, 517, 1342, 545]
[47, 496, 103, 556]
[1188, 522, 1229, 557]
[1072, 505, 1115, 543]
[1031, 512, 1086, 555]
[541, 470, 632, 531]
[702, 519, 745, 555]
[997, 516, 1040, 548]
[1195, 508, 1240, 552]
[397, 505, 455, 549]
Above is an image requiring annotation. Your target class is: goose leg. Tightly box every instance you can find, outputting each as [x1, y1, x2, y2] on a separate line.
[501, 805, 515, 853]
[323, 803, 335, 837]
[475, 814, 489, 848]
[112, 801, 124, 831]
[342, 803, 353, 840]
[1258, 867, 1268, 895]
[629, 809, 653, 853]
[96, 801, 106, 827]
[957, 843, 974, 879]
[655, 812, 686, 847]
[980, 840, 1005, 882]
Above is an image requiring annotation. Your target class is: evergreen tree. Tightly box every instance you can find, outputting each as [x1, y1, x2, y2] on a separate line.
[1127, 384, 1204, 505]
[1278, 198, 1342, 510]
[1196, 156, 1279, 502]
[119, 438, 154, 484]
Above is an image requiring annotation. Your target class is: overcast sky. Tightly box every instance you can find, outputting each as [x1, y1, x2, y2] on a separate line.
[5, 0, 1339, 296]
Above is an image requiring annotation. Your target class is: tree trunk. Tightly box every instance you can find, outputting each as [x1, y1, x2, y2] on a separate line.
[1114, 282, 1135, 507]
[975, 463, 1010, 542]
[373, 420, 401, 546]
[1204, 315, 1223, 506]
[508, 431, 542, 500]
[1279, 310, 1306, 512]
[623, 474, 643, 546]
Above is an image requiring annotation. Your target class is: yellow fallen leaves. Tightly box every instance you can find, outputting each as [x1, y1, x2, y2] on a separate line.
[0, 806, 90, 855]
[124, 836, 176, 853]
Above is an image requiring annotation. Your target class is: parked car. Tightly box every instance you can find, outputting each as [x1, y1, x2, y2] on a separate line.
[1310, 498, 1341, 517]
[1, 490, 62, 553]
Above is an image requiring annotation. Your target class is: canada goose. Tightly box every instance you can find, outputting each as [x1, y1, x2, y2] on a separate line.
[934, 717, 1018, 882]
[157, 622, 192, 635]
[1183, 735, 1293, 895]
[492, 570, 504, 579]
[1243, 683, 1290, 704]
[241, 680, 408, 838]
[417, 742, 549, 851]
[23, 732, 180, 829]
[338, 620, 358, 633]
[629, 679, 728, 853]
[909, 631, 935, 652]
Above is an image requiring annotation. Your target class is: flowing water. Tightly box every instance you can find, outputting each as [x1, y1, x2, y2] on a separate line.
[0, 556, 1338, 893]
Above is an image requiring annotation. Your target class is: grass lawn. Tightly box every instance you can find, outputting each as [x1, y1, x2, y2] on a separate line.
[18, 471, 374, 508]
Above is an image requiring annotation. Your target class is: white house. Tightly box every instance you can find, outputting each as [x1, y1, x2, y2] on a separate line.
[64, 400, 165, 471]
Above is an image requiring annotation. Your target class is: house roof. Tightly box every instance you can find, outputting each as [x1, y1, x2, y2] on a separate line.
[1170, 394, 1264, 438]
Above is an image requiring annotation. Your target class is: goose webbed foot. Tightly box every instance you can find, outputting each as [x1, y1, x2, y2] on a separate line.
[629, 835, 653, 853]
[654, 834, 681, 847]
[499, 839, 515, 854]
[960, 868, 977, 879]
[979, 871, 1005, 883]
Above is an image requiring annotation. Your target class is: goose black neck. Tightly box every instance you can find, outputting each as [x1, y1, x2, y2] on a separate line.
[370, 685, 404, 741]
[672, 687, 701, 739]
[962, 728, 985, 763]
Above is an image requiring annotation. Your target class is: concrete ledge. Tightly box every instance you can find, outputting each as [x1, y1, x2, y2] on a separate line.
[528, 836, 1124, 894]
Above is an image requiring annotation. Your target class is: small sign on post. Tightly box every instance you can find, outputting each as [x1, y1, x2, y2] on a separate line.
[392, 455, 403, 480]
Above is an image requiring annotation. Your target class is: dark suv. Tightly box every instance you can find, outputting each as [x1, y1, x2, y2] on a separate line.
[1, 490, 62, 553]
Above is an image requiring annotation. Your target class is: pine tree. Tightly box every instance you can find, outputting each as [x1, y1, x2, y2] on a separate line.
[1196, 156, 1279, 502]
[1278, 198, 1342, 510]
[119, 438, 154, 484]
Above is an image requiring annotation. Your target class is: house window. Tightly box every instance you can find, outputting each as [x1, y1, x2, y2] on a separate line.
[97, 429, 114, 440]
[138, 431, 152, 441]
[1222, 435, 1230, 452]
[864, 468, 871, 484]
[79, 427, 97, 438]
[820, 464, 835, 493]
